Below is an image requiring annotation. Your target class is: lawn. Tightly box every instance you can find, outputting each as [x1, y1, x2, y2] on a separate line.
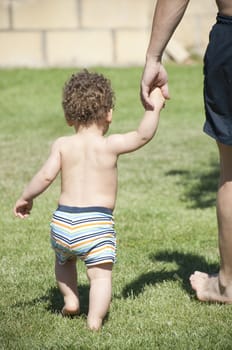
[1, 65, 232, 350]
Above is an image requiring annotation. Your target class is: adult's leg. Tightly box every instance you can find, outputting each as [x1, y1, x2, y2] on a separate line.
[190, 142, 232, 302]
[217, 142, 232, 285]
[55, 257, 80, 315]
[87, 263, 112, 330]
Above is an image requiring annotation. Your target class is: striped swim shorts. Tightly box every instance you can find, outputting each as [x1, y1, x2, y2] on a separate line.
[50, 205, 116, 267]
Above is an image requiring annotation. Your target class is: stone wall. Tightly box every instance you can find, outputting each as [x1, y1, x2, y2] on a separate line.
[0, 0, 217, 67]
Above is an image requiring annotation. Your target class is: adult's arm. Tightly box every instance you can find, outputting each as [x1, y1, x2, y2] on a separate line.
[141, 0, 190, 108]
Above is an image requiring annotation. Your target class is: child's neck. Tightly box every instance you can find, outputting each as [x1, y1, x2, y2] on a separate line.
[74, 122, 107, 136]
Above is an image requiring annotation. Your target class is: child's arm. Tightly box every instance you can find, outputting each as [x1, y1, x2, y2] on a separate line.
[107, 88, 165, 155]
[14, 138, 62, 218]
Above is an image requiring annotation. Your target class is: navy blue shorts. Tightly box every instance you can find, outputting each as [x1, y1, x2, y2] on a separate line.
[203, 13, 232, 145]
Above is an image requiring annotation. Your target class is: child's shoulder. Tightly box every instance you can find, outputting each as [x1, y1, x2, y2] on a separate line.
[54, 134, 74, 143]
[50, 135, 74, 150]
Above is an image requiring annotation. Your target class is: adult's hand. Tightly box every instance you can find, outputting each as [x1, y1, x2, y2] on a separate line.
[140, 60, 169, 109]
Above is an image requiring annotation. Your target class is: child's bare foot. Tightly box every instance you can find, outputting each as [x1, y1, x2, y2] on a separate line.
[61, 306, 79, 317]
[190, 271, 232, 303]
[61, 300, 80, 317]
[87, 316, 103, 331]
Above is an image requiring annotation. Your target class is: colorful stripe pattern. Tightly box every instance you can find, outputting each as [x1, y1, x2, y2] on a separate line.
[50, 205, 116, 266]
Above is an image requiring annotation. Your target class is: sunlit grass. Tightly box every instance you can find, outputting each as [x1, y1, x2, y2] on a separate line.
[1, 65, 231, 350]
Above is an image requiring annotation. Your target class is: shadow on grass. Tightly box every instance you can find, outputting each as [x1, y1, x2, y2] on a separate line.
[11, 283, 111, 324]
[166, 159, 219, 209]
[46, 284, 90, 315]
[122, 250, 219, 298]
[11, 284, 90, 316]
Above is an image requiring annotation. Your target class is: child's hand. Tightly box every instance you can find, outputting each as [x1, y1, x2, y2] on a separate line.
[14, 198, 33, 219]
[149, 88, 166, 112]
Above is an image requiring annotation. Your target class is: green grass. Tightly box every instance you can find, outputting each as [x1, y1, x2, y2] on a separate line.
[1, 65, 232, 350]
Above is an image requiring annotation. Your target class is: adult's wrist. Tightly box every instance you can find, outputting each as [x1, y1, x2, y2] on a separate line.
[145, 52, 162, 64]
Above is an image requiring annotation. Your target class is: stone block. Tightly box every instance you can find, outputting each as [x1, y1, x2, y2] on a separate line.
[0, 2, 10, 29]
[82, 0, 154, 29]
[0, 32, 43, 66]
[46, 30, 113, 66]
[166, 39, 190, 63]
[115, 30, 149, 65]
[12, 0, 78, 29]
[186, 0, 217, 14]
[173, 13, 215, 53]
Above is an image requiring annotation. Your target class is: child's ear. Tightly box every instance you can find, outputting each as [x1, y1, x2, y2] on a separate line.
[66, 118, 74, 126]
[106, 109, 113, 123]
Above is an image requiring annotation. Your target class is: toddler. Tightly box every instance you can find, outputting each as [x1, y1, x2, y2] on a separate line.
[14, 70, 165, 330]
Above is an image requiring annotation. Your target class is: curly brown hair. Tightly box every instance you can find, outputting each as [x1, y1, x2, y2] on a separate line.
[62, 70, 115, 126]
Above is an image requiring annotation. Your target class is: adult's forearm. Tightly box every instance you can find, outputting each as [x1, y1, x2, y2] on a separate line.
[147, 0, 190, 60]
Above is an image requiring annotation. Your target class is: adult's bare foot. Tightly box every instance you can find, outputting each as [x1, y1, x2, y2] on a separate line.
[190, 271, 232, 303]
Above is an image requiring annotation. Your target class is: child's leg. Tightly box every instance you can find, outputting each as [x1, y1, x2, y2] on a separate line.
[87, 263, 113, 331]
[55, 257, 80, 315]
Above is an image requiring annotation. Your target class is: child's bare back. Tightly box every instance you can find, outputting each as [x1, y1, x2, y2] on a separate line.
[56, 130, 118, 210]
